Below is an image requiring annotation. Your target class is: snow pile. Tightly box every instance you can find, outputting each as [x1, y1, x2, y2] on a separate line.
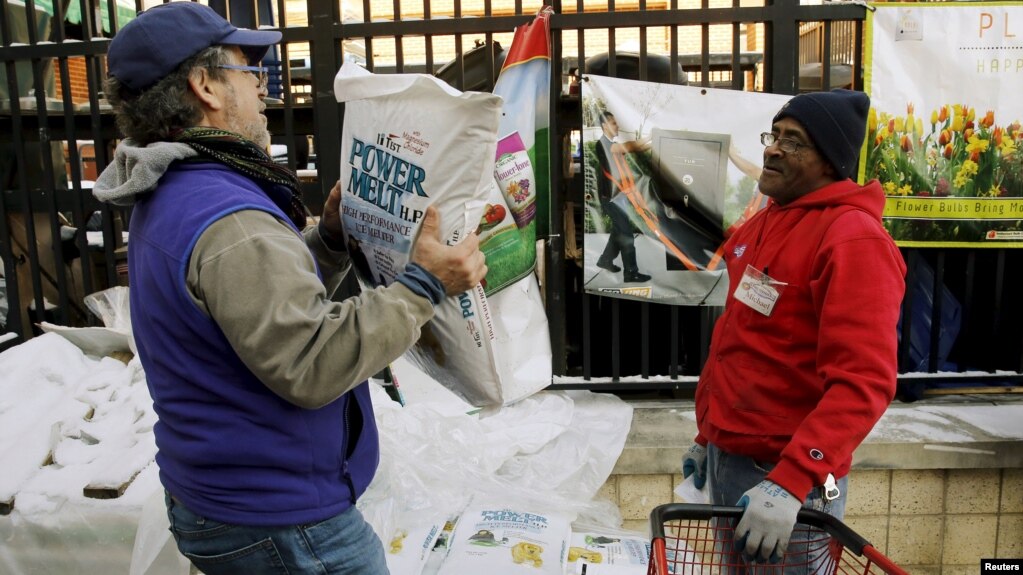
[0, 327, 634, 575]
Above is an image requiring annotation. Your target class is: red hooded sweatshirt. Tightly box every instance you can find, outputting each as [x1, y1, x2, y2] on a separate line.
[695, 179, 906, 501]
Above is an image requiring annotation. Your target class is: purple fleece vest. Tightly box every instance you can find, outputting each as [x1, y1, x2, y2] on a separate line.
[129, 162, 379, 526]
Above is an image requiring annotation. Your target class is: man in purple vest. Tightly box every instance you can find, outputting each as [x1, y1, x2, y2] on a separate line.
[93, 4, 486, 574]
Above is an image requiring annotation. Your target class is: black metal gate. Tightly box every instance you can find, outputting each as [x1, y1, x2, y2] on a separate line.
[1, 0, 1020, 398]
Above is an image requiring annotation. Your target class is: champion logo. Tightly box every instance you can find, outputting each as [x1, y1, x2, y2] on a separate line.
[733, 244, 747, 258]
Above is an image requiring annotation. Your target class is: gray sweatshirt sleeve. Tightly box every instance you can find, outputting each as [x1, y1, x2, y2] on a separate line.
[303, 222, 353, 299]
[186, 209, 434, 409]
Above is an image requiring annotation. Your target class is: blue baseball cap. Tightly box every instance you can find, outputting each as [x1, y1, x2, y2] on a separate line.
[107, 2, 282, 91]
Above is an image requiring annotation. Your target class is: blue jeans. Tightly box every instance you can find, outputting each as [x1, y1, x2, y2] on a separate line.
[165, 493, 389, 575]
[707, 444, 848, 575]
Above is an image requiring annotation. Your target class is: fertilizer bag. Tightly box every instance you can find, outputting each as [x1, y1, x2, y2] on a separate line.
[335, 62, 546, 406]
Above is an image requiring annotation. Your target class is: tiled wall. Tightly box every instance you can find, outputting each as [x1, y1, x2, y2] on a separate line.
[605, 468, 1023, 574]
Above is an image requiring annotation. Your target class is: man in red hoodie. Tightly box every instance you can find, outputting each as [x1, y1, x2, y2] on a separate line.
[682, 89, 906, 568]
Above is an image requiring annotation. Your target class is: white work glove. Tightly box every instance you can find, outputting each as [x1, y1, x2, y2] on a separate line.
[680, 444, 707, 489]
[734, 480, 801, 563]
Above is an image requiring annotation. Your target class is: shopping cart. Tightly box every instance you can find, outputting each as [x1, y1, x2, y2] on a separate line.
[647, 503, 908, 575]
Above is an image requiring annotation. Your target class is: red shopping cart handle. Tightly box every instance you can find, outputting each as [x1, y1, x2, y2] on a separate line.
[649, 503, 870, 555]
[647, 503, 908, 575]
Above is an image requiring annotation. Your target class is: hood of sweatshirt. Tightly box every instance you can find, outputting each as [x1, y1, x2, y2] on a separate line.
[92, 139, 198, 206]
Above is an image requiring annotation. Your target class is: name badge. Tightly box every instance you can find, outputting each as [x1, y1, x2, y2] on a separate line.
[733, 264, 787, 316]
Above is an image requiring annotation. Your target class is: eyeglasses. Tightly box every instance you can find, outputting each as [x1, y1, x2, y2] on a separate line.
[760, 132, 813, 154]
[216, 64, 268, 89]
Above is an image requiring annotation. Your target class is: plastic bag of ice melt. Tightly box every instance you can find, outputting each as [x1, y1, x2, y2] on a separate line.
[566, 525, 651, 575]
[436, 500, 571, 575]
[334, 62, 549, 407]
[383, 512, 447, 575]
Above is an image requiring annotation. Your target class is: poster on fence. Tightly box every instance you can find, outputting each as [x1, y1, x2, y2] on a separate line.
[581, 75, 790, 305]
[864, 2, 1023, 247]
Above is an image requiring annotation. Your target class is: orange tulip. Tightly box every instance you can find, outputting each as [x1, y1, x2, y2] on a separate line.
[938, 129, 951, 146]
[981, 110, 995, 129]
[943, 144, 953, 159]
[938, 106, 948, 123]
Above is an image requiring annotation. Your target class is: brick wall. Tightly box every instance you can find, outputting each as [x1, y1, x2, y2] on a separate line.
[52, 57, 92, 104]
[605, 468, 1023, 573]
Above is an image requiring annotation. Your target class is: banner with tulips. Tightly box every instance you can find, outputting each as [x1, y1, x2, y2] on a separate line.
[864, 2, 1023, 246]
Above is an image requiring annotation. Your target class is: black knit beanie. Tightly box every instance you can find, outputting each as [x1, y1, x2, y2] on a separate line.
[772, 88, 870, 179]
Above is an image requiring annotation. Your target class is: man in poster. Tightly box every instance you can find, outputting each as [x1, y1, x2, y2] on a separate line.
[682, 89, 906, 567]
[593, 111, 652, 283]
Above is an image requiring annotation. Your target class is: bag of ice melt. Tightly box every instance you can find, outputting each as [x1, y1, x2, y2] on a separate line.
[334, 62, 549, 406]
[566, 525, 651, 575]
[437, 501, 571, 575]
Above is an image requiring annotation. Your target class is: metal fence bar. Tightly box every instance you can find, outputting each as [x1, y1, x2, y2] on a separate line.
[547, 2, 568, 375]
[641, 301, 649, 378]
[611, 297, 620, 380]
[582, 290, 591, 380]
[929, 250, 946, 373]
[669, 305, 679, 379]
